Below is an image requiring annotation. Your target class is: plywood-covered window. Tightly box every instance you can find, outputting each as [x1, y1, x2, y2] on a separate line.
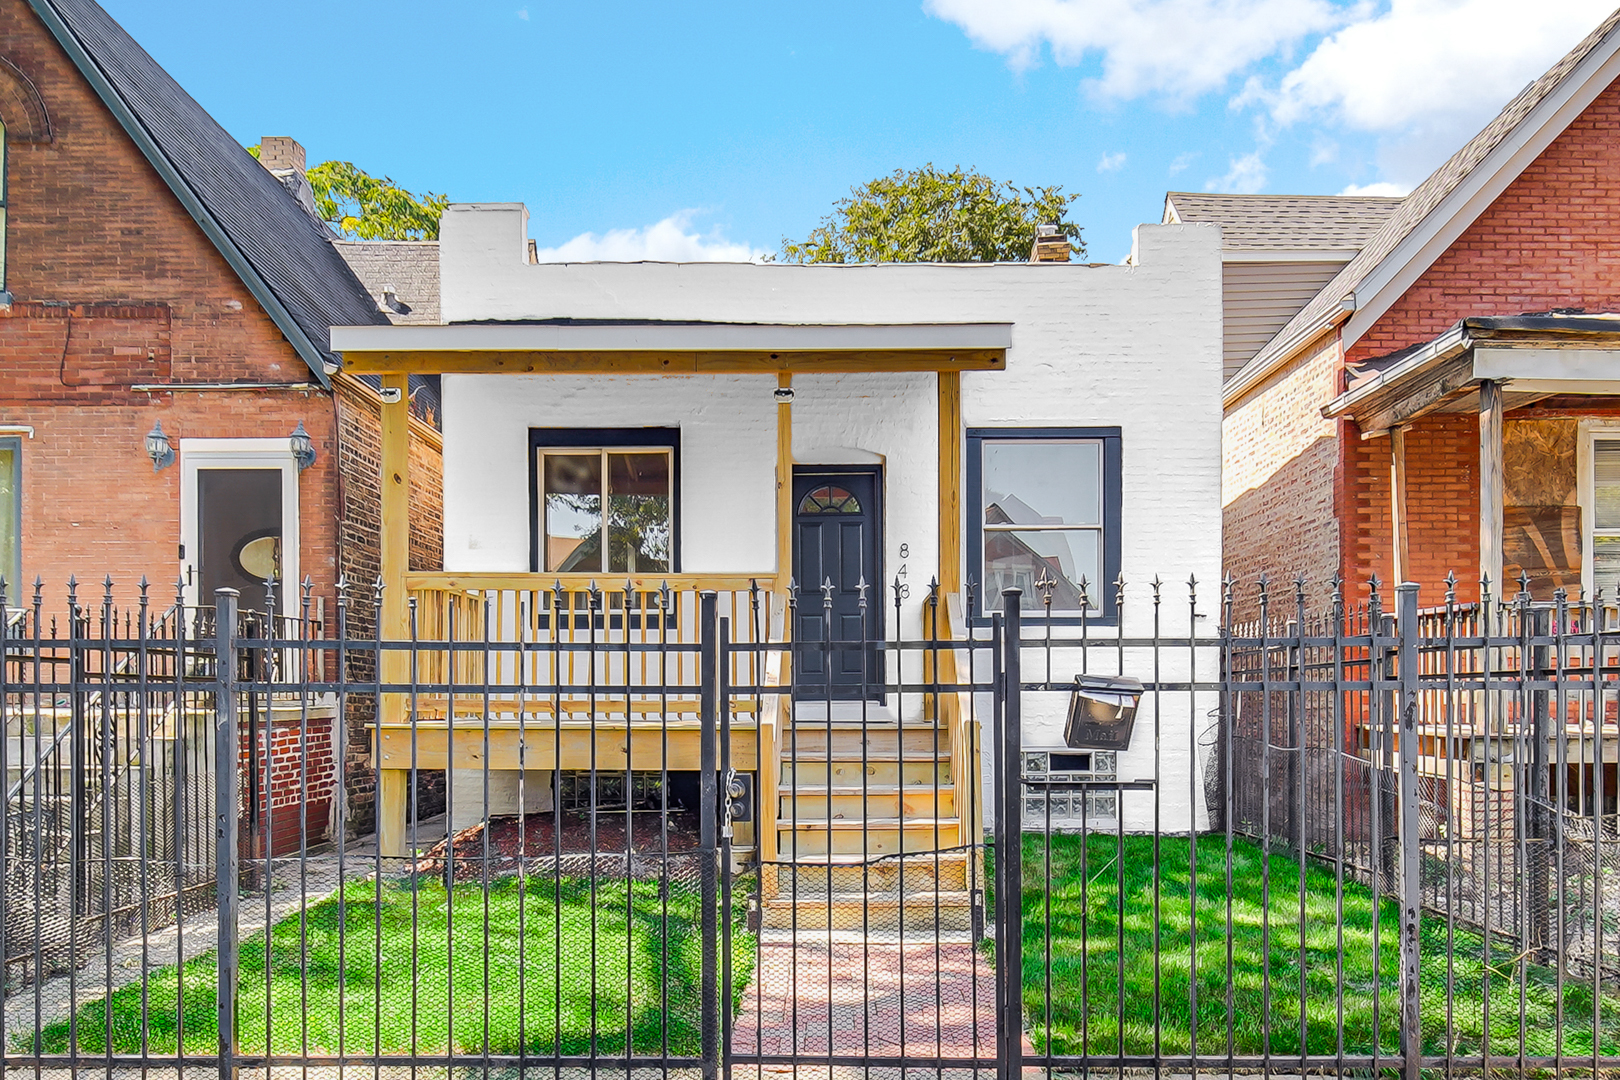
[530, 428, 679, 574]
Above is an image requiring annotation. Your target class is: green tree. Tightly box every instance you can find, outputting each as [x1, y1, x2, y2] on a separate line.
[780, 164, 1084, 263]
[249, 146, 448, 241]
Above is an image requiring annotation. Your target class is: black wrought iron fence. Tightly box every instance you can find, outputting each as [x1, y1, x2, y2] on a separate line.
[4, 571, 1620, 1080]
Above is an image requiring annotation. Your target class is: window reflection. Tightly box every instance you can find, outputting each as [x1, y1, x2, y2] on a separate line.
[541, 449, 672, 573]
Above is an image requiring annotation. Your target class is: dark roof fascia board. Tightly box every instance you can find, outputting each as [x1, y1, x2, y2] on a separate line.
[1341, 32, 1620, 350]
[1226, 13, 1620, 408]
[24, 0, 331, 389]
[1464, 314, 1620, 334]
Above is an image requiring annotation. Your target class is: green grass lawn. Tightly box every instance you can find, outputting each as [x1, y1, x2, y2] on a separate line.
[1013, 833, 1620, 1060]
[26, 874, 754, 1058]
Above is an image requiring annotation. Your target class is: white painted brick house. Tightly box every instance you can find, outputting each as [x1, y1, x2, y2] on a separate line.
[332, 204, 1222, 924]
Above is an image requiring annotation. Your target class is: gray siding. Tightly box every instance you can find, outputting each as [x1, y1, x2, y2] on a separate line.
[1223, 260, 1348, 380]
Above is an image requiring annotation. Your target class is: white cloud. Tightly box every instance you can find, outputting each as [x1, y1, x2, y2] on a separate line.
[1096, 151, 1127, 172]
[1167, 150, 1197, 176]
[923, 0, 1351, 100]
[1268, 0, 1613, 133]
[1210, 151, 1268, 193]
[531, 211, 767, 263]
[516, 6, 528, 18]
[1338, 181, 1410, 196]
[1309, 137, 1339, 166]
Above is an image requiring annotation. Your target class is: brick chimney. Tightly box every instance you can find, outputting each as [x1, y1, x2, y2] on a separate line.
[1030, 222, 1072, 263]
[258, 136, 306, 175]
[257, 136, 320, 220]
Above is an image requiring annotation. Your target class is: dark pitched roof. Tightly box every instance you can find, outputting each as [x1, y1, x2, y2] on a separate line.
[1240, 6, 1620, 381]
[26, 0, 389, 386]
[336, 241, 441, 325]
[1163, 192, 1402, 251]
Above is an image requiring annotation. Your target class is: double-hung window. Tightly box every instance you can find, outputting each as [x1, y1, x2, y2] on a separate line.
[532, 428, 678, 574]
[1590, 436, 1620, 598]
[967, 428, 1121, 620]
[0, 436, 19, 590]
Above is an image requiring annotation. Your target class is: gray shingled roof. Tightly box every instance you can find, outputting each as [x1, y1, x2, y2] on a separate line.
[1241, 6, 1620, 378]
[27, 0, 389, 385]
[336, 241, 441, 326]
[1164, 192, 1402, 250]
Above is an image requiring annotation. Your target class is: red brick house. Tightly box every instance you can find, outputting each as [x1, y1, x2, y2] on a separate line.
[1221, 8, 1620, 613]
[0, 0, 443, 834]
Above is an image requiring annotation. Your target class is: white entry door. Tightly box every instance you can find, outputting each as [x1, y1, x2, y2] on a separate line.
[179, 439, 300, 614]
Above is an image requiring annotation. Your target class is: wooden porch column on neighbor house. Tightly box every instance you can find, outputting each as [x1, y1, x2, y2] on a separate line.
[1479, 380, 1505, 594]
[1389, 425, 1410, 584]
[377, 372, 411, 858]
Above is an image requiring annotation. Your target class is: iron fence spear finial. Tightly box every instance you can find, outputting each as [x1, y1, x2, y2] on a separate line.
[857, 576, 869, 612]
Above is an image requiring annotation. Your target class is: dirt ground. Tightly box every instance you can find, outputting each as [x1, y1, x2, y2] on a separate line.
[411, 808, 704, 881]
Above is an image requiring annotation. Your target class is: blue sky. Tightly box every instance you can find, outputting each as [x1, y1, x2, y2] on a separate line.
[105, 0, 1617, 263]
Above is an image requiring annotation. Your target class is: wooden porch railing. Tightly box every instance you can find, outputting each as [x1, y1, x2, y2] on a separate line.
[403, 572, 780, 702]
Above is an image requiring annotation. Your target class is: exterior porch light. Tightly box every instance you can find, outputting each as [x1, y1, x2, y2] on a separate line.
[143, 421, 174, 472]
[289, 421, 316, 471]
[773, 385, 795, 403]
[1064, 673, 1144, 750]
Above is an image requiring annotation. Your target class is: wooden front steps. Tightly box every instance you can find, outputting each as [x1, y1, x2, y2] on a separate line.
[763, 721, 977, 934]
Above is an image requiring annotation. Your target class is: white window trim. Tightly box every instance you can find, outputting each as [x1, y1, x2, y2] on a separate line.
[179, 438, 301, 610]
[536, 445, 674, 575]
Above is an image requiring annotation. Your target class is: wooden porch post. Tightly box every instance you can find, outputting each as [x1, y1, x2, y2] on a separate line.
[377, 372, 411, 858]
[1479, 380, 1505, 594]
[938, 371, 962, 596]
[776, 373, 794, 593]
[1390, 425, 1410, 583]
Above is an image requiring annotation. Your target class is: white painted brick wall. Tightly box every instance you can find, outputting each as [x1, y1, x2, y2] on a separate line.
[438, 205, 1224, 832]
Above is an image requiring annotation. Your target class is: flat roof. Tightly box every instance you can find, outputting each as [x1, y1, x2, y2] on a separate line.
[331, 320, 1014, 354]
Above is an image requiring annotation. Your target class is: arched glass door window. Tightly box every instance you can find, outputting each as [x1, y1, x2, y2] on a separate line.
[797, 485, 862, 515]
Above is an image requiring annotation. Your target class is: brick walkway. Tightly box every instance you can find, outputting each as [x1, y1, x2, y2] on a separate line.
[731, 931, 1000, 1067]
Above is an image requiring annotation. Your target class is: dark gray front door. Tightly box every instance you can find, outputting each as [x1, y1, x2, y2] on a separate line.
[793, 467, 882, 700]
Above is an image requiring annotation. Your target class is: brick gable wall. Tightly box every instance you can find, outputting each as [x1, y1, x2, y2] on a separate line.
[1228, 76, 1620, 614]
[1337, 76, 1620, 604]
[0, 0, 443, 831]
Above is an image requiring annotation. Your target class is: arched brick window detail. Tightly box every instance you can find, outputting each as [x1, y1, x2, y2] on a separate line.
[0, 57, 52, 144]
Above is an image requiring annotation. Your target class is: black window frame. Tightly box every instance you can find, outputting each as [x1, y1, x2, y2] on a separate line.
[528, 427, 682, 575]
[966, 426, 1122, 625]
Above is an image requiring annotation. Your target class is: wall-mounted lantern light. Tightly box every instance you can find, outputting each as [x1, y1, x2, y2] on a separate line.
[144, 421, 174, 472]
[289, 421, 316, 471]
[1064, 673, 1144, 750]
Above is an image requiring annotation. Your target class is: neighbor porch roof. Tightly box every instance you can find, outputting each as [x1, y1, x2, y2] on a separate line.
[330, 320, 1011, 374]
[1323, 313, 1620, 436]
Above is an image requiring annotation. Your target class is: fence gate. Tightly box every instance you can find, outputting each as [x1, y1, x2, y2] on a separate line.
[6, 574, 1620, 1080]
